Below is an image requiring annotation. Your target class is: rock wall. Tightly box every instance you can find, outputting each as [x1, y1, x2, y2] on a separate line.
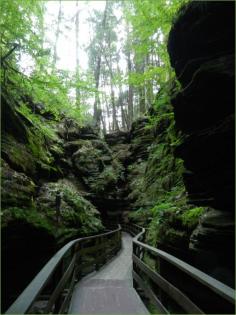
[1, 96, 105, 311]
[168, 1, 235, 286]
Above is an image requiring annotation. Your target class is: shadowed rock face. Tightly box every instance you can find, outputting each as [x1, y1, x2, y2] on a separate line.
[168, 1, 235, 285]
[2, 222, 56, 312]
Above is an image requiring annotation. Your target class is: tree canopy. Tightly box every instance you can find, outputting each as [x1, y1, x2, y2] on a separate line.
[1, 0, 188, 134]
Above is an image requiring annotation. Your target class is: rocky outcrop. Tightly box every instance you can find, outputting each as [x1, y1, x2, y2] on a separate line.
[190, 209, 234, 287]
[2, 221, 56, 312]
[57, 119, 99, 141]
[36, 180, 103, 234]
[105, 130, 129, 145]
[168, 1, 235, 285]
[1, 159, 36, 208]
[1, 93, 106, 311]
[129, 117, 153, 162]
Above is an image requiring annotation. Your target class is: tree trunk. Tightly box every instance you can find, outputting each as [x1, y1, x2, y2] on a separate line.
[53, 1, 62, 68]
[105, 96, 111, 132]
[127, 50, 134, 128]
[139, 87, 146, 114]
[111, 85, 119, 131]
[101, 110, 106, 135]
[126, 25, 134, 129]
[75, 0, 80, 107]
[117, 62, 127, 130]
[93, 1, 109, 127]
[145, 53, 153, 109]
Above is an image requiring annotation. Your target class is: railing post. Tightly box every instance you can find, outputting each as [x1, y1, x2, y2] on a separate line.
[95, 238, 101, 271]
[53, 260, 64, 314]
[74, 242, 81, 281]
[133, 243, 138, 290]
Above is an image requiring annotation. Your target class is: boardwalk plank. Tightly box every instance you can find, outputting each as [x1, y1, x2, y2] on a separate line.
[69, 233, 149, 314]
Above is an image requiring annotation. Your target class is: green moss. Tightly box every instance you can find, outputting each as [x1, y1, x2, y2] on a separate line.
[56, 228, 80, 245]
[151, 202, 176, 215]
[181, 207, 205, 229]
[27, 128, 54, 165]
[2, 207, 54, 235]
[127, 98, 192, 251]
[90, 166, 119, 193]
[128, 207, 152, 226]
[1, 160, 36, 207]
[2, 135, 36, 174]
[1, 125, 60, 177]
[37, 182, 104, 236]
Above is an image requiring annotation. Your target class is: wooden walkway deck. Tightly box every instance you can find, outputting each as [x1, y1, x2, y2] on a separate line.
[69, 232, 149, 314]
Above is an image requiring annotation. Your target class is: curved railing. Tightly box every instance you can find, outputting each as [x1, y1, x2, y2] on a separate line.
[122, 223, 235, 314]
[6, 225, 121, 314]
[5, 223, 235, 314]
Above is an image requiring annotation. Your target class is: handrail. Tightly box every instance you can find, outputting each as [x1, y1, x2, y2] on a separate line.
[122, 223, 235, 314]
[6, 225, 121, 314]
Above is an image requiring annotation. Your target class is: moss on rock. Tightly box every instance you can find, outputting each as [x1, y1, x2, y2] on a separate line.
[2, 135, 36, 176]
[72, 139, 124, 195]
[127, 97, 205, 251]
[36, 181, 104, 236]
[1, 159, 36, 208]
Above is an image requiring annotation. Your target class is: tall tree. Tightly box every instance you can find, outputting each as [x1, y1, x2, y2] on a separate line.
[125, 25, 134, 128]
[92, 1, 109, 127]
[127, 55, 134, 127]
[53, 0, 62, 68]
[75, 0, 80, 107]
[116, 60, 128, 130]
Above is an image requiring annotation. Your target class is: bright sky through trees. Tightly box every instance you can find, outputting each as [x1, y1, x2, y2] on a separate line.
[2, 0, 186, 133]
[44, 1, 126, 72]
[42, 0, 126, 116]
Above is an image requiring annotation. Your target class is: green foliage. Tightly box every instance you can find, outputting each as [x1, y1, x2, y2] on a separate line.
[62, 186, 101, 225]
[123, 0, 188, 88]
[181, 207, 205, 229]
[2, 207, 54, 234]
[27, 134, 56, 174]
[91, 166, 119, 193]
[1, 135, 37, 175]
[129, 207, 152, 226]
[0, 0, 44, 59]
[150, 202, 177, 215]
[1, 0, 97, 142]
[37, 182, 104, 235]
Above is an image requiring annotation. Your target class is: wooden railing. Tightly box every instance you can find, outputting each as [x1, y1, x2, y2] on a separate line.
[5, 225, 121, 314]
[122, 223, 235, 314]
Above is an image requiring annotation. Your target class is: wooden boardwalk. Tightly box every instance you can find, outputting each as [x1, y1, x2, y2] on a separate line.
[69, 232, 149, 314]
